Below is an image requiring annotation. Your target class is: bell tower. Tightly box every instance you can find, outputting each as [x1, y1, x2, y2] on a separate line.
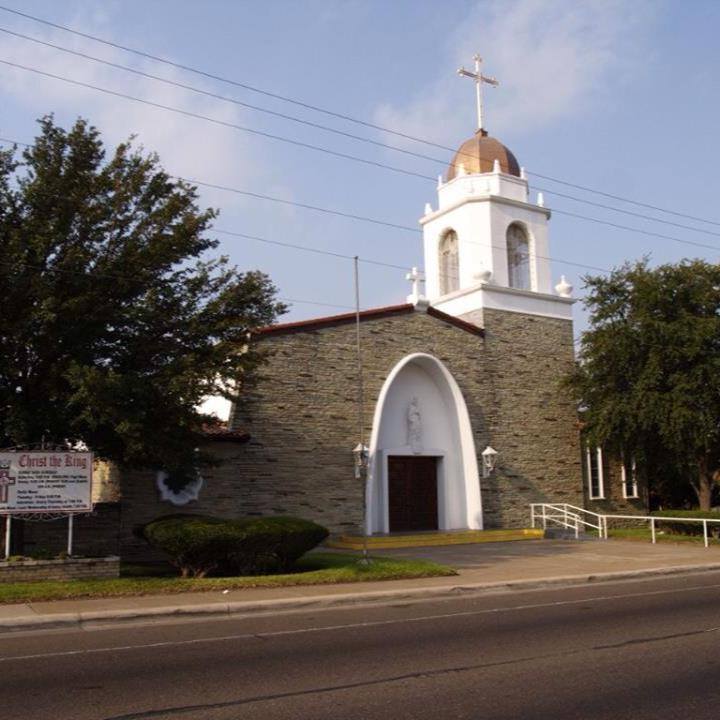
[419, 55, 573, 324]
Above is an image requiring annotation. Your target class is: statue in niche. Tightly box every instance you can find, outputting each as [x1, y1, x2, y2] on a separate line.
[407, 396, 423, 453]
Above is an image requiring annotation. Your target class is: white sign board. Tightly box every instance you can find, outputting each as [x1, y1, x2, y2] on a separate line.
[0, 452, 93, 514]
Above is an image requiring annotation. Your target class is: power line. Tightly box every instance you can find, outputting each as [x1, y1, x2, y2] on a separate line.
[551, 209, 720, 253]
[4, 55, 719, 253]
[531, 186, 720, 240]
[0, 26, 452, 170]
[0, 133, 714, 271]
[0, 59, 437, 183]
[7, 24, 720, 242]
[1, 3, 718, 228]
[530, 171, 720, 228]
[5, 46, 720, 249]
[0, 255, 353, 310]
[10, 24, 720, 245]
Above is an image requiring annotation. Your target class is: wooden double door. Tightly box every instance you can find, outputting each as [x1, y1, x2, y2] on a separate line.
[388, 455, 439, 532]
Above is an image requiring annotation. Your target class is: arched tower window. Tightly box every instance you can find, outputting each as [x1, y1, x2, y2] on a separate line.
[439, 230, 459, 295]
[506, 223, 531, 290]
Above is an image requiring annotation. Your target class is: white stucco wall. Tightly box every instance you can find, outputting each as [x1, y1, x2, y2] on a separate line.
[420, 168, 554, 303]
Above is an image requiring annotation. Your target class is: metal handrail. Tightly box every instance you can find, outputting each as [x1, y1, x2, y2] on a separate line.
[530, 503, 720, 548]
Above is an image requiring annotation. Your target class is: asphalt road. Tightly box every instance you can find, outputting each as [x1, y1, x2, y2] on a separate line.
[3, 572, 720, 719]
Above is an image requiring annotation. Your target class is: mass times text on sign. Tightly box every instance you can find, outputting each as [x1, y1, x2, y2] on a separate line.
[0, 452, 93, 514]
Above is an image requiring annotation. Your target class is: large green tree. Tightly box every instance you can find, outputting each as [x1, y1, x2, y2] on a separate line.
[0, 116, 284, 472]
[570, 259, 720, 510]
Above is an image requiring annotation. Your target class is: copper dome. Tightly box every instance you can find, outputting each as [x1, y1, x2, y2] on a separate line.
[446, 129, 520, 180]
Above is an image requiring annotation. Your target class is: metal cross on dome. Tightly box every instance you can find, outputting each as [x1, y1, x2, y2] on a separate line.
[457, 54, 499, 132]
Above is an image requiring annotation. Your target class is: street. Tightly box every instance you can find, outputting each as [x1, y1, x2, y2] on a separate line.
[2, 571, 720, 719]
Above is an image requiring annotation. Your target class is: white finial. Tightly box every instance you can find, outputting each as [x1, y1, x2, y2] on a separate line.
[405, 266, 427, 305]
[457, 53, 499, 132]
[555, 275, 573, 298]
[520, 166, 527, 179]
[537, 192, 545, 207]
[437, 174, 443, 189]
[458, 162, 467, 176]
[473, 268, 493, 284]
[424, 202, 432, 215]
[493, 158, 501, 173]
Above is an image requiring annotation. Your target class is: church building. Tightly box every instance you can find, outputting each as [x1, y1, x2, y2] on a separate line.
[111, 57, 593, 558]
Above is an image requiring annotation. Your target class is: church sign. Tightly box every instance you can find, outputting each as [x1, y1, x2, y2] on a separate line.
[0, 452, 93, 514]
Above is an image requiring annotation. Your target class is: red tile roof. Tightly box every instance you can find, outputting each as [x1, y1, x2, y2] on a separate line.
[201, 422, 250, 442]
[255, 303, 484, 337]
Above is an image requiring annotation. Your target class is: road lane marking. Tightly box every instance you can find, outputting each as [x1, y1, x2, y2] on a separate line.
[2, 580, 720, 662]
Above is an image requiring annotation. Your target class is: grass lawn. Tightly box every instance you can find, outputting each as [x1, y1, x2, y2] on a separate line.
[0, 552, 457, 604]
[609, 528, 720, 545]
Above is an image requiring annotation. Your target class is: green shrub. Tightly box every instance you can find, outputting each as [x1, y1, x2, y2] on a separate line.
[652, 509, 720, 537]
[139, 515, 329, 578]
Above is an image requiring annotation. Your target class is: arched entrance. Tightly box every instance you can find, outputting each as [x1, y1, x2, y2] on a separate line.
[366, 353, 482, 534]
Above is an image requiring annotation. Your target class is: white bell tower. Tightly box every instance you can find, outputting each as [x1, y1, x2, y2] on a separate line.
[419, 55, 573, 323]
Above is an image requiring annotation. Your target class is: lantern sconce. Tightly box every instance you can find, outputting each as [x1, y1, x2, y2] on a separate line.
[481, 446, 498, 478]
[353, 443, 369, 479]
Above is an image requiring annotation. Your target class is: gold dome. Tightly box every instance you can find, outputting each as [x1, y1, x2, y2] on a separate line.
[446, 129, 520, 180]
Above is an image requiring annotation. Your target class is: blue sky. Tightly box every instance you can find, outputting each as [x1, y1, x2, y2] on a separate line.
[1, 0, 719, 336]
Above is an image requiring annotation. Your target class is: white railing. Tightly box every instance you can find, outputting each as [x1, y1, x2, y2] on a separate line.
[530, 503, 720, 548]
[530, 503, 604, 539]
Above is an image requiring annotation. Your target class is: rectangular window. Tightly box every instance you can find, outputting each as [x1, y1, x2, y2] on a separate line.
[585, 446, 605, 500]
[622, 458, 639, 499]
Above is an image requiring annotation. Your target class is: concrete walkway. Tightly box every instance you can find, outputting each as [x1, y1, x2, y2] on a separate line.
[3, 539, 720, 633]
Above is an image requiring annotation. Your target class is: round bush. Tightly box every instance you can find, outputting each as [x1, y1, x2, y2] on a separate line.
[140, 514, 329, 578]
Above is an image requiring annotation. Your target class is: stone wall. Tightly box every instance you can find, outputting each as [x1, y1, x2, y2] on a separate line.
[460, 308, 584, 528]
[4, 503, 121, 558]
[0, 556, 119, 582]
[582, 452, 649, 516]
[117, 305, 586, 556]
[118, 442, 251, 561]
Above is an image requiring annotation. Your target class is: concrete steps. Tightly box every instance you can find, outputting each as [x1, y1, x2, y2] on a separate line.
[325, 528, 544, 550]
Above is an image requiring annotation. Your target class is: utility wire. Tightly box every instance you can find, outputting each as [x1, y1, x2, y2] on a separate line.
[0, 59, 436, 183]
[0, 26, 451, 169]
[5, 26, 720, 241]
[1, 3, 718, 228]
[531, 186, 720, 240]
[4, 54, 720, 252]
[0, 134, 713, 269]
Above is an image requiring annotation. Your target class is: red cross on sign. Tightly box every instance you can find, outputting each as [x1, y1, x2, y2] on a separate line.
[0, 468, 16, 503]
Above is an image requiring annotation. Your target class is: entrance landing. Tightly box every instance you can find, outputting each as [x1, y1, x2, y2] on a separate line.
[325, 528, 543, 550]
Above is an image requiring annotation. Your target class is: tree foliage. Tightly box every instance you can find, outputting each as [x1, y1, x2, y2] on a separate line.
[569, 259, 720, 509]
[0, 116, 285, 471]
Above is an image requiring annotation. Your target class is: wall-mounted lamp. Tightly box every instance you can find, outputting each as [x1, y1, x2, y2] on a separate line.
[481, 446, 498, 478]
[353, 443, 369, 479]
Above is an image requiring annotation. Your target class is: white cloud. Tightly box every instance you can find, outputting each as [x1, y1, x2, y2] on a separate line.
[0, 14, 272, 209]
[374, 0, 656, 145]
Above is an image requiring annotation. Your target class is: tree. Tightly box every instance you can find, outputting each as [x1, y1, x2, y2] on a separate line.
[0, 116, 285, 473]
[569, 259, 720, 510]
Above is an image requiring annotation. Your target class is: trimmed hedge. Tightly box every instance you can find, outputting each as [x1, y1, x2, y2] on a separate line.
[651, 509, 720, 537]
[140, 515, 329, 578]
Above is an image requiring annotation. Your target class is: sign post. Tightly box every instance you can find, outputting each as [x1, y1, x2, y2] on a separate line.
[0, 451, 93, 558]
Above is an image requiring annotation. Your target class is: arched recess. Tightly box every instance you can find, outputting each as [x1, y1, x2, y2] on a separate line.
[438, 229, 459, 295]
[506, 222, 532, 290]
[366, 353, 483, 534]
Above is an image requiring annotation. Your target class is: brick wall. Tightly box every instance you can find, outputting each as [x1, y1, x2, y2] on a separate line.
[3, 503, 121, 558]
[0, 556, 119, 582]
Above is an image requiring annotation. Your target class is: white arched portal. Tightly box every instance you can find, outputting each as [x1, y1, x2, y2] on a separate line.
[366, 353, 483, 534]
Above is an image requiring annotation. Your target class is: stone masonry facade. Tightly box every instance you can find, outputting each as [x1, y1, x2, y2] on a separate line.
[460, 307, 583, 527]
[116, 304, 585, 558]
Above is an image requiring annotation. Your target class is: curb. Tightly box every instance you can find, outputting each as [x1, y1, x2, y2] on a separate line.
[4, 562, 720, 634]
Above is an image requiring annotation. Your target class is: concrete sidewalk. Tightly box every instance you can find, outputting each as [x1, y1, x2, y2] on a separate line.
[3, 539, 720, 633]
